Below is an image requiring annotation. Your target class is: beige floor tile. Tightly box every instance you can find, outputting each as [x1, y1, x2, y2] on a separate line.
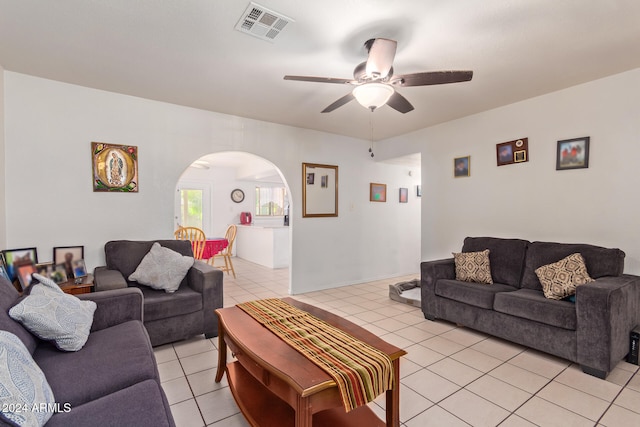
[489, 363, 549, 394]
[196, 388, 241, 425]
[403, 343, 447, 367]
[405, 405, 470, 427]
[515, 396, 594, 427]
[379, 332, 413, 350]
[613, 387, 640, 414]
[397, 384, 435, 423]
[606, 364, 636, 386]
[428, 358, 484, 387]
[170, 398, 204, 427]
[187, 367, 229, 397]
[353, 310, 388, 323]
[470, 337, 525, 361]
[440, 389, 510, 427]
[508, 349, 570, 379]
[440, 327, 488, 347]
[627, 371, 640, 392]
[399, 358, 423, 379]
[450, 348, 503, 373]
[158, 359, 185, 383]
[403, 368, 461, 403]
[173, 335, 216, 358]
[180, 350, 218, 376]
[394, 325, 435, 343]
[599, 404, 640, 426]
[466, 375, 531, 412]
[498, 415, 538, 427]
[537, 381, 609, 421]
[372, 317, 412, 333]
[206, 412, 251, 427]
[414, 319, 457, 335]
[154, 343, 178, 364]
[421, 336, 466, 356]
[554, 365, 622, 401]
[162, 376, 194, 405]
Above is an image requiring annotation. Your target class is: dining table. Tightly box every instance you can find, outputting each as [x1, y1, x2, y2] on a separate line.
[202, 238, 229, 261]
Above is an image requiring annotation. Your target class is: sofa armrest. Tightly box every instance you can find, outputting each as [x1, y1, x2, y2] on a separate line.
[420, 258, 456, 319]
[77, 287, 144, 331]
[187, 260, 224, 337]
[94, 266, 129, 291]
[576, 274, 640, 374]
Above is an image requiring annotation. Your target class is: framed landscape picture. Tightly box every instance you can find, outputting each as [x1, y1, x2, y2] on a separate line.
[556, 137, 590, 170]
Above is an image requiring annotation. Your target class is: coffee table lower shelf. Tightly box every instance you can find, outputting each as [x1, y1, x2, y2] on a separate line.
[226, 361, 386, 427]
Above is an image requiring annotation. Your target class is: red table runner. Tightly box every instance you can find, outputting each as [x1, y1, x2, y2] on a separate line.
[202, 238, 228, 260]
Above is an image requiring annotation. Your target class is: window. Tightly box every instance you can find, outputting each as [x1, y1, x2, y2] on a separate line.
[255, 187, 286, 216]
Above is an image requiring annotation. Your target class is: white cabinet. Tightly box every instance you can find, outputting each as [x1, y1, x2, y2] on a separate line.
[236, 225, 290, 268]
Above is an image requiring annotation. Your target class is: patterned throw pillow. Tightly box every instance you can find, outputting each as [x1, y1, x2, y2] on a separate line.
[9, 274, 97, 352]
[128, 242, 194, 293]
[535, 253, 595, 300]
[453, 249, 493, 284]
[0, 331, 55, 427]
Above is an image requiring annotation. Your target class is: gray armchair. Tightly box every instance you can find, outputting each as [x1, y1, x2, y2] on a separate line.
[94, 240, 223, 347]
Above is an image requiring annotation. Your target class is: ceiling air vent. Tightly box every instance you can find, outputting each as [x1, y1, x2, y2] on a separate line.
[235, 2, 294, 42]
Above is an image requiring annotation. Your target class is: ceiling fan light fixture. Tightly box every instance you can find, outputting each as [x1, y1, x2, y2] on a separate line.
[352, 83, 394, 111]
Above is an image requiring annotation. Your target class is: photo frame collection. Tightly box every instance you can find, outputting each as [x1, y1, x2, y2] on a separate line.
[1, 246, 87, 292]
[453, 136, 590, 176]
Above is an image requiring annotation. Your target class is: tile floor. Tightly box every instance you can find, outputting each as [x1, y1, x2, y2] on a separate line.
[154, 258, 640, 426]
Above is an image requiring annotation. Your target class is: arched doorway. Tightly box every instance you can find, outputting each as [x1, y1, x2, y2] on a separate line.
[174, 151, 293, 293]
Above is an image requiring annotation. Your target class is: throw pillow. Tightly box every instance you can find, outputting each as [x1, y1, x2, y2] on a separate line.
[0, 331, 56, 427]
[452, 249, 493, 284]
[128, 242, 194, 293]
[9, 274, 97, 352]
[535, 253, 595, 300]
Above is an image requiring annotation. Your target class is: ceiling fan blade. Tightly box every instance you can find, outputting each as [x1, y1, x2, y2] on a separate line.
[386, 91, 414, 114]
[395, 70, 473, 87]
[284, 75, 354, 84]
[365, 38, 397, 79]
[321, 92, 355, 113]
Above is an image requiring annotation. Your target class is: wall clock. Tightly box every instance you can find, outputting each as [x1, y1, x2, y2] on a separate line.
[231, 189, 245, 203]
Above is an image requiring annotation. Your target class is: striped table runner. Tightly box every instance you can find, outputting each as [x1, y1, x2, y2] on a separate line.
[237, 298, 394, 412]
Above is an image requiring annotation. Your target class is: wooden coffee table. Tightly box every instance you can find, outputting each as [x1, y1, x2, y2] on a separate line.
[215, 297, 406, 427]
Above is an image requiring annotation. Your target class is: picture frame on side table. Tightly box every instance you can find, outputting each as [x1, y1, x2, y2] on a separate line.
[302, 163, 338, 218]
[53, 246, 84, 281]
[2, 248, 38, 282]
[454, 156, 470, 177]
[72, 260, 88, 278]
[370, 183, 387, 202]
[16, 263, 37, 291]
[50, 265, 69, 285]
[556, 137, 590, 170]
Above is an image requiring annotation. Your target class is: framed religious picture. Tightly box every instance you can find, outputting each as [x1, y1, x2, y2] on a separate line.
[92, 142, 138, 192]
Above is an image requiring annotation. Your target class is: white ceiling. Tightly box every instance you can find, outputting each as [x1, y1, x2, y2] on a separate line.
[1, 1, 639, 141]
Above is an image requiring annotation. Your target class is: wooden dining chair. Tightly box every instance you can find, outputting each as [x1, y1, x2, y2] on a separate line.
[174, 226, 206, 260]
[211, 224, 237, 278]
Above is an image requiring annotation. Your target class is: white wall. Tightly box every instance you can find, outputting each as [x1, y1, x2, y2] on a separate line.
[0, 65, 6, 248]
[3, 72, 421, 293]
[378, 68, 640, 274]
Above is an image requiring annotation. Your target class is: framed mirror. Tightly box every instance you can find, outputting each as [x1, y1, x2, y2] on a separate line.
[302, 163, 338, 218]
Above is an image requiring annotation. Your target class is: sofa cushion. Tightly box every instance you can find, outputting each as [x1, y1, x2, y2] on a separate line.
[45, 380, 173, 427]
[453, 250, 493, 284]
[128, 243, 194, 293]
[462, 237, 530, 287]
[0, 277, 38, 354]
[435, 279, 518, 309]
[494, 289, 577, 330]
[521, 241, 624, 291]
[0, 331, 55, 427]
[105, 240, 193, 279]
[535, 253, 594, 300]
[137, 284, 204, 322]
[9, 274, 97, 351]
[33, 320, 158, 408]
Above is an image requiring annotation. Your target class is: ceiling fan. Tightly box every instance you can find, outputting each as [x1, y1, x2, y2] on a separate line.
[284, 38, 473, 114]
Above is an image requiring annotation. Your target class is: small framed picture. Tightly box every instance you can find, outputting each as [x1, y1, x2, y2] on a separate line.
[72, 259, 88, 278]
[50, 264, 69, 285]
[0, 263, 10, 282]
[2, 248, 38, 281]
[53, 246, 84, 280]
[556, 137, 590, 170]
[370, 183, 387, 202]
[16, 263, 37, 291]
[497, 138, 528, 166]
[454, 156, 470, 177]
[416, 185, 422, 197]
[399, 188, 408, 203]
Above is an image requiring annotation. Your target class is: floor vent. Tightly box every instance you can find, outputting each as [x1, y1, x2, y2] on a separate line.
[235, 2, 294, 42]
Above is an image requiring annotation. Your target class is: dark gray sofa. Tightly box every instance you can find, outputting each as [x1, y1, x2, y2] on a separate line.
[421, 237, 640, 378]
[0, 276, 175, 426]
[94, 240, 223, 347]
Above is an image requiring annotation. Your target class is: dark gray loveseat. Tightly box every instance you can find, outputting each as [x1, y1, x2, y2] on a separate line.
[0, 277, 175, 426]
[94, 240, 223, 347]
[421, 237, 640, 378]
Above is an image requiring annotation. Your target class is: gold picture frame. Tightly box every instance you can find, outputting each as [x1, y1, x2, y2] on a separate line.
[91, 142, 138, 192]
[302, 163, 338, 217]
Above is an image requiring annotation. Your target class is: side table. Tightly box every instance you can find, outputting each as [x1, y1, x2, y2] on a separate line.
[59, 274, 94, 295]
